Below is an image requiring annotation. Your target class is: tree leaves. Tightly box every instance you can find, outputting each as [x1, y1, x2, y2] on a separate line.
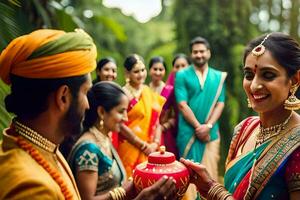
[0, 1, 22, 50]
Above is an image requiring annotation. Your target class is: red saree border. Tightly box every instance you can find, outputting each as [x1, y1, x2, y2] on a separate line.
[226, 116, 260, 171]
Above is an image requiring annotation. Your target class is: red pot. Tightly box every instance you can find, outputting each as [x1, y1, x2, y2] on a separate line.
[133, 146, 190, 199]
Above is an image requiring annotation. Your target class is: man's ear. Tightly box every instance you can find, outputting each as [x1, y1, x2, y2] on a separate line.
[55, 85, 72, 111]
[207, 49, 211, 59]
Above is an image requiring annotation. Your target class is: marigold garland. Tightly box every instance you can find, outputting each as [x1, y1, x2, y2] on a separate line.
[16, 136, 73, 200]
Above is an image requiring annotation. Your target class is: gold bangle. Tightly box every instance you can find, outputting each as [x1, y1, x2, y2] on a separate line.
[161, 123, 167, 131]
[163, 122, 170, 130]
[112, 187, 126, 200]
[140, 142, 147, 151]
[207, 183, 221, 199]
[207, 183, 232, 200]
[132, 136, 138, 144]
[118, 187, 126, 198]
[113, 188, 120, 200]
[109, 190, 116, 200]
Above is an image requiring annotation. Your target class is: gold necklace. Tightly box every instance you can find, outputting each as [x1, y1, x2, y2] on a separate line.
[244, 114, 290, 199]
[256, 112, 292, 146]
[243, 113, 292, 200]
[125, 83, 143, 99]
[13, 119, 57, 152]
[89, 126, 112, 157]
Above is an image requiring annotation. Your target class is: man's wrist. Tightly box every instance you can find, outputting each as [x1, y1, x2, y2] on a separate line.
[194, 123, 201, 129]
[206, 123, 213, 129]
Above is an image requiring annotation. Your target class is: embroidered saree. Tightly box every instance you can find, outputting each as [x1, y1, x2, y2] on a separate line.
[224, 117, 300, 199]
[117, 85, 165, 177]
[69, 127, 126, 195]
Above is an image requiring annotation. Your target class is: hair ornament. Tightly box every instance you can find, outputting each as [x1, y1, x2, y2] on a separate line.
[251, 33, 271, 57]
[133, 54, 145, 69]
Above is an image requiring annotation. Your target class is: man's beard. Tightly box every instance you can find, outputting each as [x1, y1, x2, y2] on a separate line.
[61, 97, 84, 138]
[192, 58, 207, 68]
[59, 97, 85, 158]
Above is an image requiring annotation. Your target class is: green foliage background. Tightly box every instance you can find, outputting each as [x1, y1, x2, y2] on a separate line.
[1, 0, 299, 174]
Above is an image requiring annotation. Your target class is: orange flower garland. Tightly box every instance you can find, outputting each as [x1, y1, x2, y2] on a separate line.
[16, 136, 73, 200]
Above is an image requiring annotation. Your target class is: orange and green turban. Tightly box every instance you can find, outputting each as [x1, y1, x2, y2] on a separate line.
[0, 29, 97, 84]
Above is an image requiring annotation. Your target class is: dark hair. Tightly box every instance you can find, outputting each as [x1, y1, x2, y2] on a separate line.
[243, 32, 300, 77]
[97, 57, 116, 71]
[123, 54, 145, 71]
[82, 81, 126, 130]
[148, 56, 167, 71]
[189, 36, 211, 52]
[94, 57, 116, 83]
[172, 53, 191, 67]
[5, 74, 88, 119]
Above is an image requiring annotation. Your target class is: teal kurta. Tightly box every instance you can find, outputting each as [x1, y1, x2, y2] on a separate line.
[175, 65, 227, 162]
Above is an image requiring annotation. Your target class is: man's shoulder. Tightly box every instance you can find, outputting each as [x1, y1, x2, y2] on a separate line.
[0, 147, 60, 198]
[208, 66, 226, 74]
[176, 65, 193, 76]
[0, 147, 53, 181]
[208, 67, 228, 80]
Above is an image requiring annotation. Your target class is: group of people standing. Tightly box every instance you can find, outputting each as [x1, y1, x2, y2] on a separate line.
[0, 28, 299, 200]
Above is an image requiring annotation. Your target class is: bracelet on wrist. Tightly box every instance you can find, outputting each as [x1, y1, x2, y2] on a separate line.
[163, 122, 170, 130]
[140, 142, 147, 151]
[109, 187, 126, 200]
[206, 182, 232, 200]
[132, 136, 138, 144]
[206, 123, 213, 129]
[197, 179, 216, 198]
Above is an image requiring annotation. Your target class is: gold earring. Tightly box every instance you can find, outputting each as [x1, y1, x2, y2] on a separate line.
[284, 83, 300, 110]
[247, 98, 252, 108]
[99, 118, 104, 130]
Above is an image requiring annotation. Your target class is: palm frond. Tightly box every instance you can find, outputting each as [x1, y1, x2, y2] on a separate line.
[0, 1, 22, 50]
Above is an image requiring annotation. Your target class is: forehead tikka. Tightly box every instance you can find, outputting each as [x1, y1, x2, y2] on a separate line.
[132, 54, 145, 69]
[251, 33, 271, 57]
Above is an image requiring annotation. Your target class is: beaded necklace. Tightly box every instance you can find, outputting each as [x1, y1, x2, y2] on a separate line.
[14, 119, 56, 152]
[256, 112, 292, 146]
[124, 83, 143, 99]
[89, 126, 112, 158]
[13, 120, 73, 199]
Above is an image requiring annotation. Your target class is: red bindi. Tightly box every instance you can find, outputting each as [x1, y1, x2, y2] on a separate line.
[254, 65, 258, 73]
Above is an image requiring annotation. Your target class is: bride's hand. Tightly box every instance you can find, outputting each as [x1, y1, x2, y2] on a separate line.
[180, 158, 215, 197]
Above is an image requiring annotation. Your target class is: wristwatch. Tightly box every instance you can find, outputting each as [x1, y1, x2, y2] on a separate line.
[206, 123, 213, 129]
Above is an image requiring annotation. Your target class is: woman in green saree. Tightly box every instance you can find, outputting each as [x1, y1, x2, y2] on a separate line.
[181, 32, 300, 200]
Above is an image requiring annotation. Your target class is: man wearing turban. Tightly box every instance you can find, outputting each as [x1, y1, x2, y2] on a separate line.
[0, 29, 97, 199]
